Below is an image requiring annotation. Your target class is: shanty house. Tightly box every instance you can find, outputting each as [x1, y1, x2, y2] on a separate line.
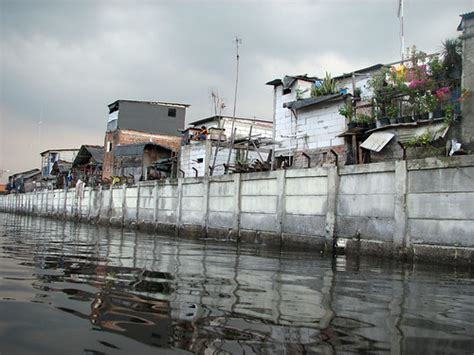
[266, 67, 383, 168]
[72, 145, 104, 186]
[113, 142, 177, 183]
[7, 169, 42, 193]
[179, 116, 273, 177]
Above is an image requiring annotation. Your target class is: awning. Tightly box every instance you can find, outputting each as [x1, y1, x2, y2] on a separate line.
[360, 132, 395, 152]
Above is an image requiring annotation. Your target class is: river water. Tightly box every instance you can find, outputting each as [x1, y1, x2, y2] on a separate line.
[0, 213, 473, 354]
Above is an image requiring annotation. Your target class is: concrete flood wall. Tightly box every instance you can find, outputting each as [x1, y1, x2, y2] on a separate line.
[1, 155, 473, 265]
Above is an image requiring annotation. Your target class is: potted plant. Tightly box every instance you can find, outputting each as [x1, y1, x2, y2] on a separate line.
[434, 86, 450, 118]
[386, 104, 399, 124]
[375, 112, 389, 127]
[311, 72, 338, 97]
[353, 87, 362, 100]
[339, 101, 356, 129]
[356, 113, 373, 130]
[421, 92, 438, 120]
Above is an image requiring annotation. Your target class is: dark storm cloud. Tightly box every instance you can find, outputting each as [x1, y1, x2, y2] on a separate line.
[0, 0, 472, 179]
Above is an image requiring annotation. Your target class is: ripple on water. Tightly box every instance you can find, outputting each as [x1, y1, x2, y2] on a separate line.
[1, 212, 474, 354]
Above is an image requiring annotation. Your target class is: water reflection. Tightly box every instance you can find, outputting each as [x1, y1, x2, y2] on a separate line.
[1, 213, 473, 354]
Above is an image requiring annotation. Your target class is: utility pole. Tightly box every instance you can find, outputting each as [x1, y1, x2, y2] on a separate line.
[226, 36, 242, 172]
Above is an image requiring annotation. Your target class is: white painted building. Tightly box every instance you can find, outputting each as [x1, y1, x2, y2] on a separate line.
[266, 66, 382, 167]
[179, 116, 272, 177]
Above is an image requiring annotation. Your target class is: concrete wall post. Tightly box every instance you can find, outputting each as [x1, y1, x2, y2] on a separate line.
[87, 188, 92, 219]
[176, 179, 183, 231]
[136, 183, 141, 222]
[232, 174, 241, 235]
[202, 176, 210, 233]
[122, 185, 127, 226]
[325, 165, 339, 251]
[63, 188, 68, 218]
[108, 186, 113, 222]
[393, 160, 409, 249]
[275, 170, 287, 237]
[153, 180, 159, 223]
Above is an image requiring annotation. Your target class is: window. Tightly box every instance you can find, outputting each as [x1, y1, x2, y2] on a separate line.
[106, 141, 112, 152]
[168, 108, 177, 117]
[196, 158, 203, 163]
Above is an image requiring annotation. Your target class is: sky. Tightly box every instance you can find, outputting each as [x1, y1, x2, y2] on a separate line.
[0, 0, 472, 181]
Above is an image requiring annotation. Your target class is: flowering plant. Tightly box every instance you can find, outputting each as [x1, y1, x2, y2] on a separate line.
[435, 86, 451, 102]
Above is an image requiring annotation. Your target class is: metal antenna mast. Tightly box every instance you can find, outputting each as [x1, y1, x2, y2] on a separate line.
[398, 0, 405, 60]
[226, 36, 242, 172]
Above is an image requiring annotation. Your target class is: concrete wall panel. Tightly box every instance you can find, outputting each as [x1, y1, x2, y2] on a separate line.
[285, 196, 327, 215]
[337, 216, 395, 241]
[286, 177, 328, 195]
[339, 172, 395, 195]
[208, 211, 234, 229]
[209, 181, 234, 196]
[408, 167, 474, 193]
[407, 192, 474, 220]
[337, 194, 394, 218]
[282, 214, 326, 235]
[241, 196, 277, 214]
[209, 196, 234, 213]
[181, 196, 204, 211]
[241, 179, 277, 196]
[409, 219, 474, 247]
[240, 212, 278, 232]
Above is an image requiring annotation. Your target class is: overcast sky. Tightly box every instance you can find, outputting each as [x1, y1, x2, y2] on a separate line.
[0, 0, 472, 181]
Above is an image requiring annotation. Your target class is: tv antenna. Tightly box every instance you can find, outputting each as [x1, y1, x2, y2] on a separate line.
[226, 36, 242, 172]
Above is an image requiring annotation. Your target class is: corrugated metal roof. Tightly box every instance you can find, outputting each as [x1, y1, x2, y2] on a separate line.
[284, 93, 344, 111]
[396, 122, 448, 144]
[114, 143, 172, 157]
[361, 122, 449, 152]
[87, 146, 104, 164]
[361, 132, 395, 152]
[189, 115, 271, 127]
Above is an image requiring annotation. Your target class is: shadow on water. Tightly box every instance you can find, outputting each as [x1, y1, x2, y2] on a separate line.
[0, 213, 473, 354]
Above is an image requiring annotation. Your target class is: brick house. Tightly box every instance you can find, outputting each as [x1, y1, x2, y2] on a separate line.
[103, 100, 188, 179]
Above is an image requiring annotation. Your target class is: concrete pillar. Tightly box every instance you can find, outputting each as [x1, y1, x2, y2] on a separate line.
[202, 176, 210, 232]
[393, 160, 408, 249]
[325, 166, 339, 251]
[63, 188, 68, 218]
[40, 190, 44, 215]
[108, 186, 114, 222]
[45, 190, 49, 214]
[57, 190, 61, 216]
[97, 186, 103, 220]
[176, 179, 183, 229]
[87, 188, 92, 219]
[135, 183, 141, 222]
[459, 13, 474, 151]
[121, 185, 127, 226]
[205, 140, 212, 176]
[232, 174, 241, 234]
[153, 180, 159, 223]
[275, 170, 287, 236]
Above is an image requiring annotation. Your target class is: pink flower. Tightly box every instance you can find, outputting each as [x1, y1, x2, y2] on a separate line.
[435, 86, 450, 100]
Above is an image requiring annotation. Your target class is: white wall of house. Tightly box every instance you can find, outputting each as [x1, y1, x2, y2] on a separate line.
[197, 117, 272, 141]
[179, 142, 209, 177]
[273, 79, 313, 152]
[336, 75, 374, 99]
[179, 140, 269, 177]
[293, 101, 346, 152]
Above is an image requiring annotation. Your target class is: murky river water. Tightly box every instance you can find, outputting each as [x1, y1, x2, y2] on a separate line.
[1, 213, 473, 354]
